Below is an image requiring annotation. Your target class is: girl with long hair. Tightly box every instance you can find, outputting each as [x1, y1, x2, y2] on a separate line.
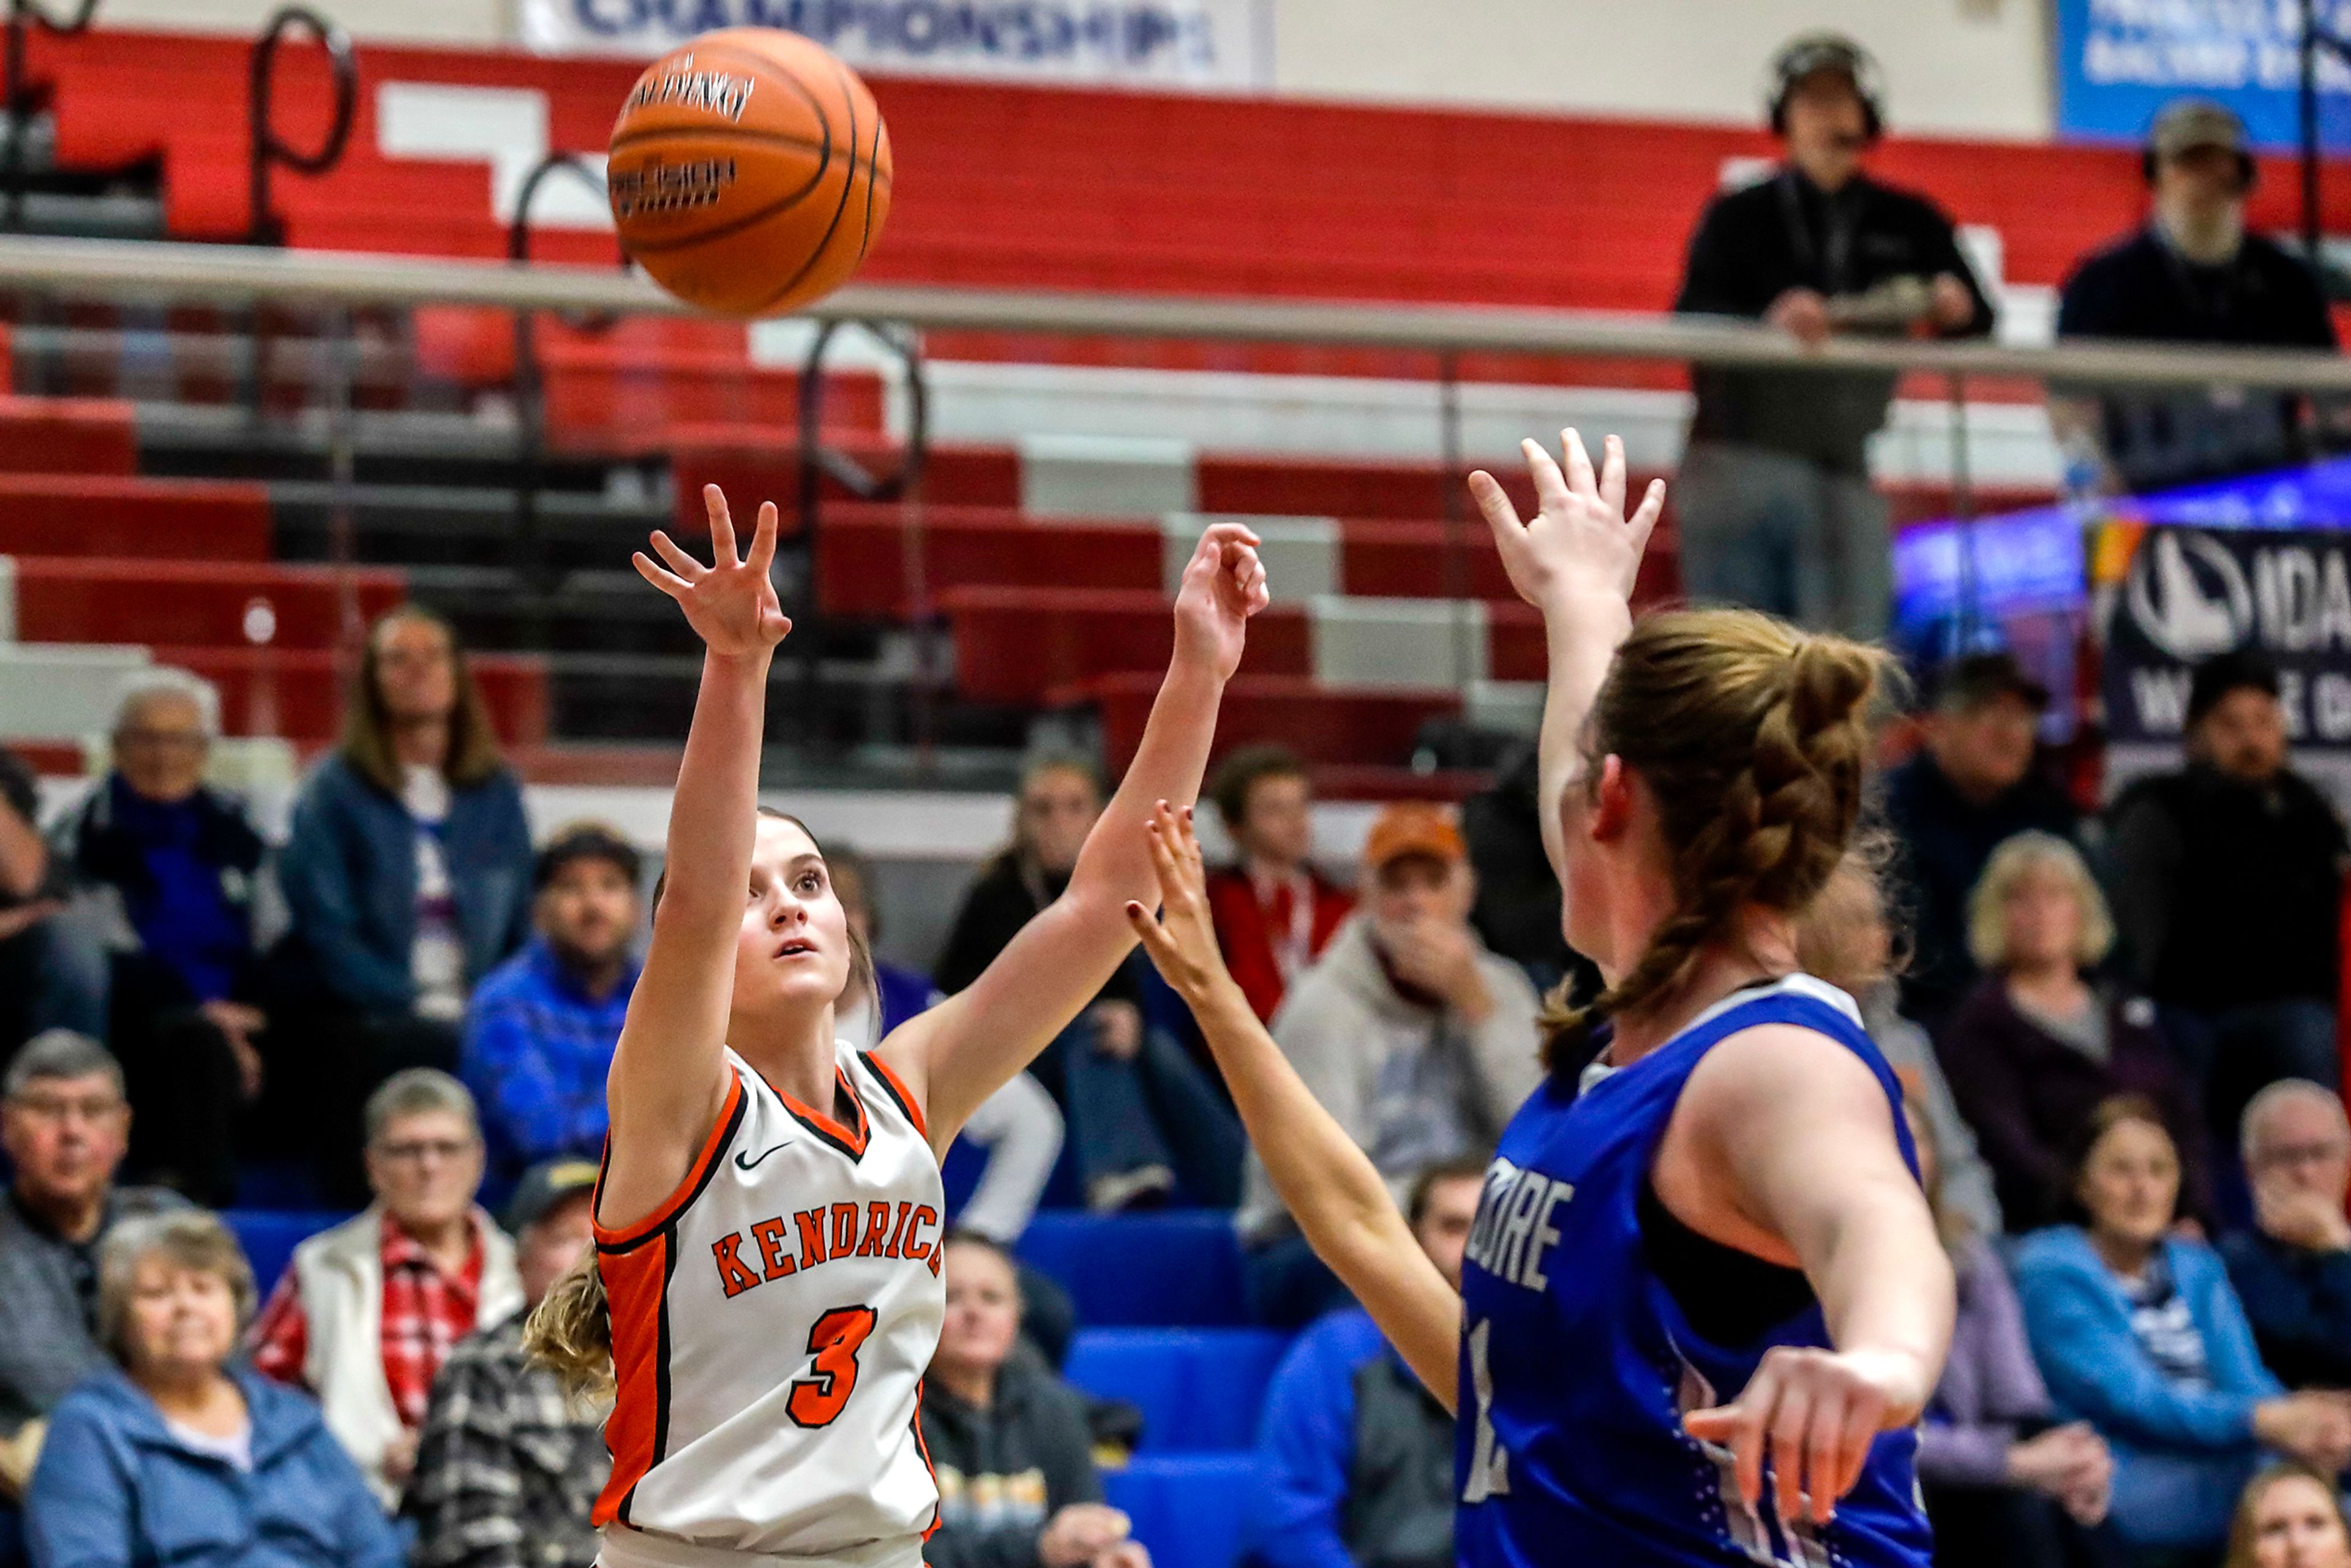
[1126, 430, 1952, 1566]
[527, 486, 1265, 1568]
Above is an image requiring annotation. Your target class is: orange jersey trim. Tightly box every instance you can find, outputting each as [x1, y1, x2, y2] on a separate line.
[593, 1227, 671, 1528]
[593, 1072, 748, 1250]
[862, 1051, 929, 1142]
[765, 1063, 871, 1160]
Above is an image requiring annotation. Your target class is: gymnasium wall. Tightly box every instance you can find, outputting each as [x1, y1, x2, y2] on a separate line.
[97, 0, 2058, 139]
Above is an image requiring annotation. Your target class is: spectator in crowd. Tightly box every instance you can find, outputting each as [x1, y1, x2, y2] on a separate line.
[0, 1033, 185, 1500]
[24, 1209, 402, 1568]
[1244, 803, 1540, 1327]
[921, 1231, 1149, 1568]
[2015, 1098, 2351, 1564]
[1883, 652, 2079, 1029]
[51, 670, 272, 1206]
[277, 606, 534, 1203]
[1796, 853, 2002, 1239]
[2223, 1464, 2351, 1568]
[462, 822, 643, 1184]
[1906, 1098, 2114, 1568]
[1203, 748, 1351, 1024]
[936, 758, 1239, 1213]
[2109, 650, 2347, 1135]
[833, 846, 1064, 1246]
[0, 741, 103, 1064]
[408, 1157, 606, 1568]
[250, 1068, 522, 1507]
[1459, 746, 1577, 992]
[2054, 101, 2338, 497]
[1671, 31, 1994, 637]
[1244, 1157, 1484, 1568]
[1938, 831, 2214, 1234]
[2220, 1080, 2351, 1391]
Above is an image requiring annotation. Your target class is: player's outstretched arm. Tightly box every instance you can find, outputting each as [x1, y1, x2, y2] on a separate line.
[1670, 1026, 1955, 1530]
[1469, 430, 1663, 888]
[599, 485, 791, 1232]
[877, 525, 1268, 1148]
[1127, 802, 1463, 1410]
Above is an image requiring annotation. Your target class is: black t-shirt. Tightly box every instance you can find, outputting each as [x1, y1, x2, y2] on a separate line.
[1674, 168, 1996, 473]
[2057, 227, 2339, 490]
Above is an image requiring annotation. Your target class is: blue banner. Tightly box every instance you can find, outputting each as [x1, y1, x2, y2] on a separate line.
[2053, 0, 2351, 150]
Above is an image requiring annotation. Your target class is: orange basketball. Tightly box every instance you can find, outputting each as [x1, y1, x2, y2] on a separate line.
[606, 29, 891, 318]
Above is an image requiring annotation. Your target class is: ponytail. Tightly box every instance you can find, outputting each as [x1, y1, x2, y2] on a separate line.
[523, 1248, 615, 1398]
[1541, 609, 1891, 1070]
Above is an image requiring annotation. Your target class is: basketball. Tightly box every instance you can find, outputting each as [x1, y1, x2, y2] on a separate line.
[606, 28, 891, 318]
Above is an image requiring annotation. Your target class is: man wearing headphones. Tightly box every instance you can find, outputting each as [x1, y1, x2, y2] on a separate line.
[1672, 32, 1994, 639]
[2053, 100, 2337, 495]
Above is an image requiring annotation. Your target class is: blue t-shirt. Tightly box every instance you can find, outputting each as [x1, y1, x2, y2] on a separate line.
[1454, 973, 1933, 1568]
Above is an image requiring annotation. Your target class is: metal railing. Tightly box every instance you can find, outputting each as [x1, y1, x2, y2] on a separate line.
[246, 6, 355, 248]
[0, 0, 97, 230]
[0, 230, 2344, 775]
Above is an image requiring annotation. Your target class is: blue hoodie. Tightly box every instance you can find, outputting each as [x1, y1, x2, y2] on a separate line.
[2013, 1226, 2283, 1551]
[25, 1366, 402, 1568]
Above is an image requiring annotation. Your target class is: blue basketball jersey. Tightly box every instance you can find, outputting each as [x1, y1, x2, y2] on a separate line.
[1454, 973, 1934, 1568]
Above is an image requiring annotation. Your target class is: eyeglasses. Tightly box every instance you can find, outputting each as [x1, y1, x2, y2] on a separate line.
[113, 728, 207, 751]
[11, 1093, 127, 1124]
[2253, 1141, 2350, 1171]
[372, 1137, 476, 1166]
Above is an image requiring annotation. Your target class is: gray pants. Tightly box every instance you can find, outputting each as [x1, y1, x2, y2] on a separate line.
[1673, 441, 1892, 640]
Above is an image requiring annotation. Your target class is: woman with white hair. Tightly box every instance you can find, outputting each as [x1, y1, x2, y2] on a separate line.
[23, 1209, 400, 1567]
[1935, 830, 2216, 1232]
[50, 669, 271, 1207]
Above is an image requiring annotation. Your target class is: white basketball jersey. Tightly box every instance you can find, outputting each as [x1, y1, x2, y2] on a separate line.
[592, 1040, 946, 1566]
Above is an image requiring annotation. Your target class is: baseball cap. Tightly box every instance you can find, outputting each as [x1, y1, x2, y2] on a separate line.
[534, 820, 643, 892]
[1924, 651, 2050, 714]
[1361, 803, 1467, 873]
[505, 1157, 599, 1233]
[2148, 99, 2249, 163]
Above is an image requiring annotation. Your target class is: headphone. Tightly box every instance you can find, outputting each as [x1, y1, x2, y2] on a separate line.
[1768, 33, 1885, 143]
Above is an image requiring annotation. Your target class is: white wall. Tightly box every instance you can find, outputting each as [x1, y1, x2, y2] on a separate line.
[1269, 0, 2054, 138]
[94, 0, 2058, 139]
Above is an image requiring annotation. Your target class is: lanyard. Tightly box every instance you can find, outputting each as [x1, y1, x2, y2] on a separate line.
[1776, 170, 1858, 295]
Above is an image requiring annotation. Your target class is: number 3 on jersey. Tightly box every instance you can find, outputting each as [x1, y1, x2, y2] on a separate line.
[787, 1304, 877, 1427]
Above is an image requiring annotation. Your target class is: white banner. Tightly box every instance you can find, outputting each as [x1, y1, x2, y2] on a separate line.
[519, 0, 1272, 89]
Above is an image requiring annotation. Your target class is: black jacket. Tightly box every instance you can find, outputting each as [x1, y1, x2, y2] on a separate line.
[2218, 1228, 2351, 1389]
[920, 1351, 1103, 1568]
[2058, 227, 2338, 490]
[1674, 168, 1995, 473]
[2107, 762, 2345, 1010]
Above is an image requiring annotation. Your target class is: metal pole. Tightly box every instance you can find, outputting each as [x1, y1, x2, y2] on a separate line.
[1948, 371, 1979, 653]
[326, 304, 361, 696]
[2309, 0, 2326, 264]
[1436, 350, 1471, 704]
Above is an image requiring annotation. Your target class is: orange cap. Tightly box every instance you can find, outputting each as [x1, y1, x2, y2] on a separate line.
[1361, 802, 1467, 873]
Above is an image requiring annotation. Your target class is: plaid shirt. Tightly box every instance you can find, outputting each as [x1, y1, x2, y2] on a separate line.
[251, 1214, 487, 1428]
[407, 1313, 608, 1568]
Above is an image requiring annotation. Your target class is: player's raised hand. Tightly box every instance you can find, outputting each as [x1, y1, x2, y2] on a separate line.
[633, 484, 792, 656]
[1469, 429, 1663, 610]
[1123, 800, 1243, 1012]
[1682, 1344, 1932, 1529]
[1171, 521, 1270, 681]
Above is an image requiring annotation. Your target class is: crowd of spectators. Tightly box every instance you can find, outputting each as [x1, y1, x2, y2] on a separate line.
[0, 38, 2341, 1568]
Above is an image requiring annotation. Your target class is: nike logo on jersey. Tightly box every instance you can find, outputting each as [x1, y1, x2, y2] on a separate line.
[734, 1139, 794, 1171]
[710, 1198, 941, 1299]
[1465, 1157, 1572, 1291]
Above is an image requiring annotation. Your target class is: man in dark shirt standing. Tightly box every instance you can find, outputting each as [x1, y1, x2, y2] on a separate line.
[1882, 652, 2079, 1030]
[2108, 650, 2347, 1125]
[2055, 100, 2339, 494]
[1672, 32, 1996, 639]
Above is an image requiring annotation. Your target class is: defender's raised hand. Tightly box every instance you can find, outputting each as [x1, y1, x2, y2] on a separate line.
[1122, 801, 1242, 1014]
[1171, 522, 1270, 681]
[632, 484, 792, 656]
[1469, 429, 1664, 610]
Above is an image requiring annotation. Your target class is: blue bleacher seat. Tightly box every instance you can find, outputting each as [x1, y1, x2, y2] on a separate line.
[1105, 1454, 1261, 1568]
[1065, 1328, 1289, 1450]
[1015, 1214, 1247, 1327]
[224, 1209, 348, 1289]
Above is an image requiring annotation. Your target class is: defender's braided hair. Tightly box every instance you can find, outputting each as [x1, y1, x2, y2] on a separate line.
[1540, 608, 1891, 1070]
